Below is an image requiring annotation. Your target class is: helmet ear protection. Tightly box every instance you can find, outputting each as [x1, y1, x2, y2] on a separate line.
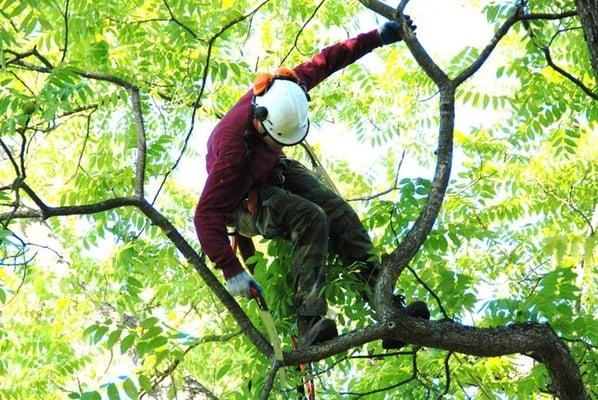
[250, 68, 311, 146]
[253, 103, 269, 122]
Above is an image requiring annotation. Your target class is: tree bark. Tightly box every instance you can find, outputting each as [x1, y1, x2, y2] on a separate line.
[575, 0, 598, 84]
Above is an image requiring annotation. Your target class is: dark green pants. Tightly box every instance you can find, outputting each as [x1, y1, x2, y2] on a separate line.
[253, 157, 374, 317]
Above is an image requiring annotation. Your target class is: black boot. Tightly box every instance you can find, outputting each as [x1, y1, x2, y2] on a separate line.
[382, 297, 430, 350]
[298, 316, 338, 347]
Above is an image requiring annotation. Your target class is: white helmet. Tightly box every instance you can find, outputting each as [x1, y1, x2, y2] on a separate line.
[253, 79, 310, 146]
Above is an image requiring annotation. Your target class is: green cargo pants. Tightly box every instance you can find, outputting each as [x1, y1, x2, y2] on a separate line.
[252, 157, 375, 318]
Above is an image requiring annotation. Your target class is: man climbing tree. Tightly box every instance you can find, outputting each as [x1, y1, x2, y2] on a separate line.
[194, 18, 430, 348]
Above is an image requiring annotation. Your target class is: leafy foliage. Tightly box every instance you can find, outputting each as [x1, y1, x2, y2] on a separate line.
[0, 0, 596, 399]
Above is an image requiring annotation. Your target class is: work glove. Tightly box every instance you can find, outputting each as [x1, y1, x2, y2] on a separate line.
[226, 270, 262, 299]
[379, 15, 416, 45]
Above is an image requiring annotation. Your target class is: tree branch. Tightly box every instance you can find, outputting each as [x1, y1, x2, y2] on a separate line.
[406, 265, 450, 320]
[437, 351, 452, 399]
[347, 149, 406, 202]
[60, 0, 70, 63]
[542, 45, 598, 100]
[0, 183, 272, 356]
[130, 88, 147, 197]
[280, 0, 327, 66]
[161, 0, 201, 40]
[359, 0, 449, 85]
[150, 0, 272, 205]
[520, 10, 579, 21]
[453, 8, 578, 87]
[141, 331, 241, 398]
[0, 138, 21, 177]
[259, 360, 282, 400]
[284, 320, 586, 399]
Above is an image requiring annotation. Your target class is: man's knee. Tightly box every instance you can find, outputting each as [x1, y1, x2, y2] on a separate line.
[293, 203, 327, 233]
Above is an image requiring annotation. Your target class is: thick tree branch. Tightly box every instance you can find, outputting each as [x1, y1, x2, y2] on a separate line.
[0, 194, 140, 222]
[376, 87, 454, 319]
[355, 3, 587, 398]
[574, 0, 598, 83]
[0, 184, 272, 356]
[520, 11, 578, 21]
[135, 199, 271, 355]
[259, 360, 282, 400]
[452, 5, 524, 87]
[130, 89, 147, 197]
[283, 319, 586, 399]
[359, 0, 449, 85]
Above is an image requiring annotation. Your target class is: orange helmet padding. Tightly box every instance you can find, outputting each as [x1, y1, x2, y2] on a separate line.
[252, 67, 300, 96]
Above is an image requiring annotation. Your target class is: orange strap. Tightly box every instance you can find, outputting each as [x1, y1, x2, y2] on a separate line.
[253, 67, 300, 96]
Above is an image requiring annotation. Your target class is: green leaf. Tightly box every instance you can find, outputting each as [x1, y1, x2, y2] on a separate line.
[83, 324, 98, 338]
[145, 335, 167, 351]
[81, 392, 101, 400]
[106, 329, 123, 349]
[123, 378, 139, 400]
[139, 375, 152, 392]
[93, 326, 109, 344]
[120, 334, 136, 354]
[140, 326, 162, 341]
[140, 317, 159, 329]
[107, 383, 120, 400]
[127, 276, 143, 288]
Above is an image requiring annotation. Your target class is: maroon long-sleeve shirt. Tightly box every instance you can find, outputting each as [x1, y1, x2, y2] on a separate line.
[195, 29, 383, 279]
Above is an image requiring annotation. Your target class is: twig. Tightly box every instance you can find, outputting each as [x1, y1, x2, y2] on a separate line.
[17, 117, 30, 180]
[4, 257, 30, 306]
[140, 331, 241, 398]
[347, 150, 406, 202]
[536, 181, 594, 235]
[437, 351, 452, 399]
[543, 46, 598, 100]
[67, 110, 95, 182]
[161, 0, 201, 40]
[150, 0, 271, 205]
[456, 379, 473, 400]
[8, 71, 36, 96]
[61, 0, 70, 63]
[32, 48, 54, 69]
[280, 0, 327, 65]
[0, 9, 18, 32]
[341, 376, 415, 398]
[0, 138, 21, 177]
[406, 265, 450, 320]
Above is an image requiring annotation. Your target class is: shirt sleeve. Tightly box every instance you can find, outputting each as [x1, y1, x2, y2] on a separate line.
[293, 29, 383, 91]
[194, 147, 253, 279]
